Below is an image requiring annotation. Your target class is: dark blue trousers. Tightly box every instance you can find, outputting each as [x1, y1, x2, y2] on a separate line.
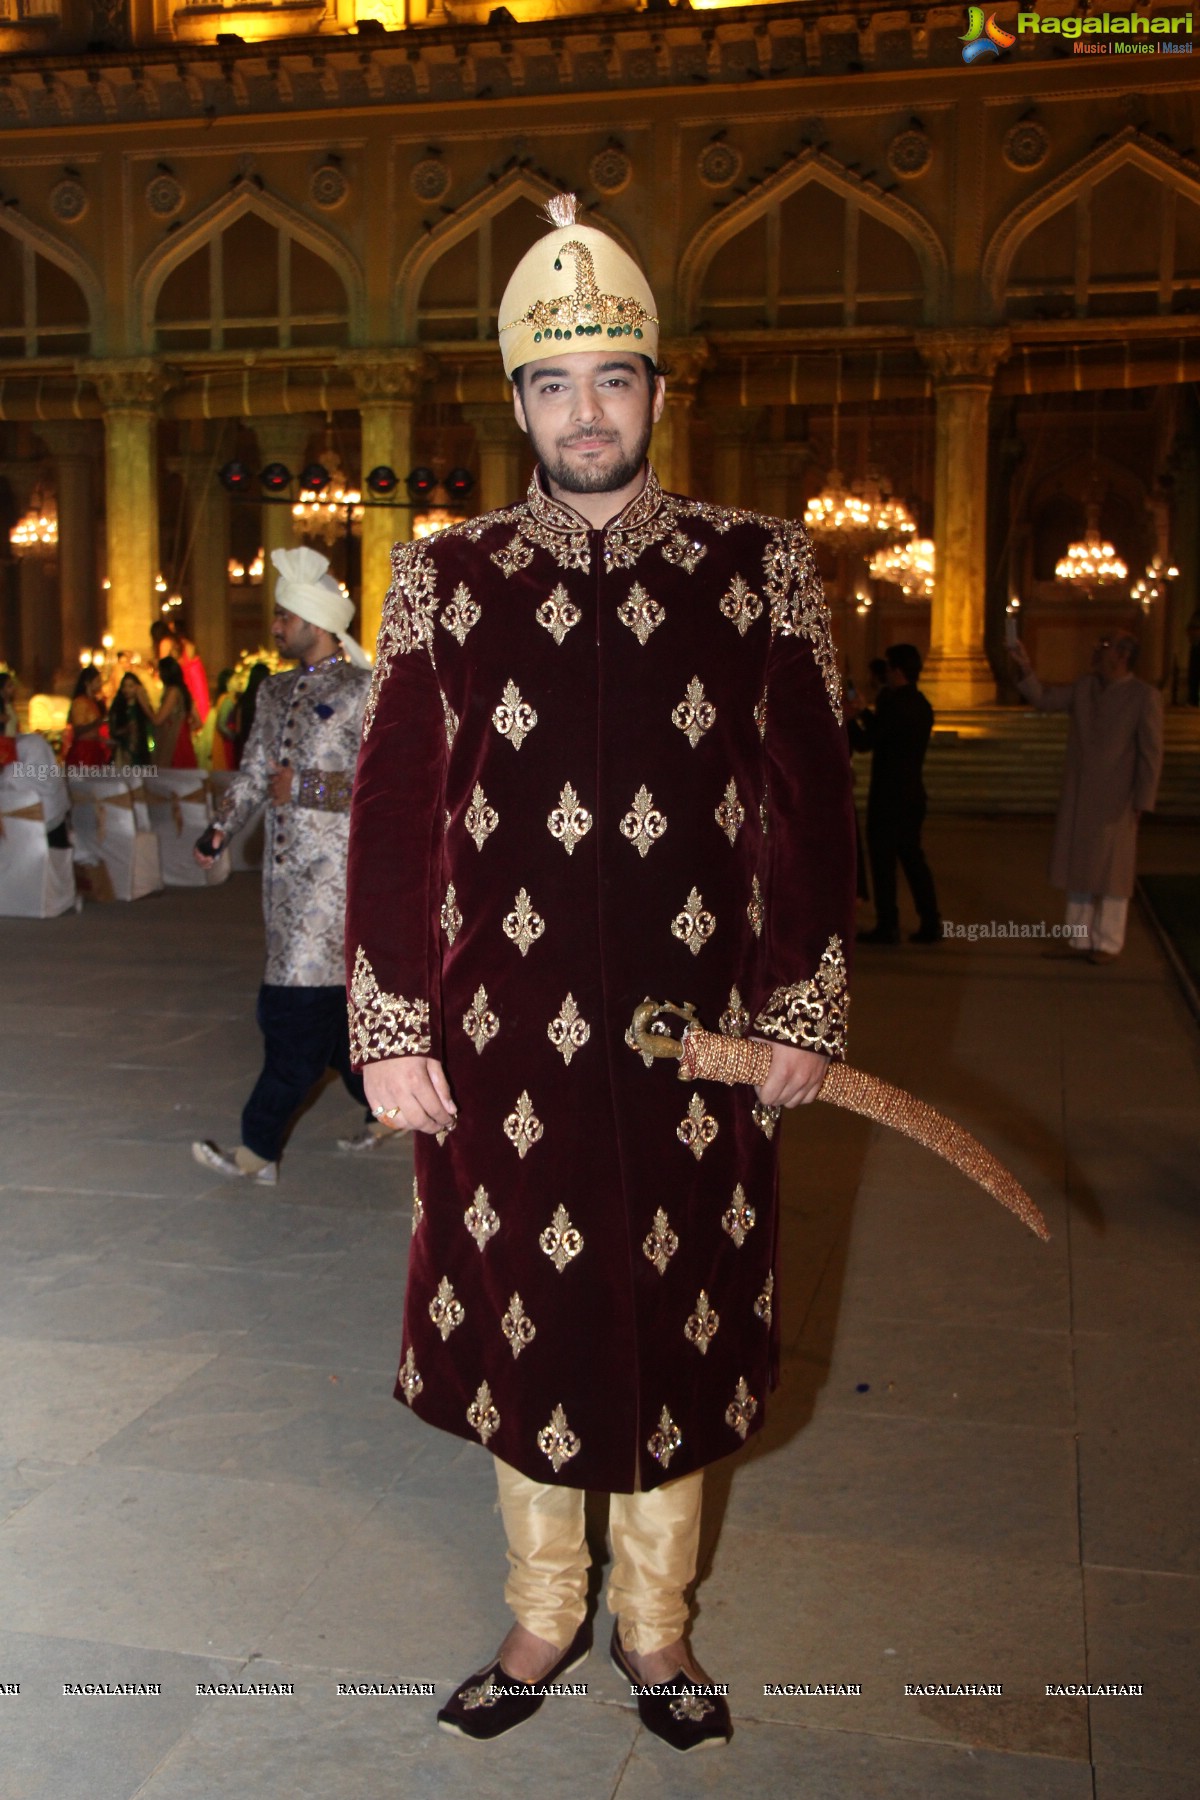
[241, 984, 370, 1162]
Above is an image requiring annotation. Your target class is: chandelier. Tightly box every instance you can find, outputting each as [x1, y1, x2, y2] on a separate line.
[803, 359, 917, 547]
[1055, 505, 1127, 596]
[292, 453, 365, 546]
[1130, 555, 1179, 611]
[9, 492, 57, 556]
[228, 550, 265, 585]
[868, 538, 936, 600]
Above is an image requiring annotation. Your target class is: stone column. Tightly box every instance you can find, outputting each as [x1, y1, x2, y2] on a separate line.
[706, 407, 764, 511]
[919, 330, 1011, 710]
[253, 417, 316, 642]
[170, 423, 234, 677]
[81, 359, 167, 660]
[40, 421, 100, 673]
[652, 340, 709, 496]
[463, 402, 522, 515]
[342, 352, 427, 653]
[753, 441, 812, 524]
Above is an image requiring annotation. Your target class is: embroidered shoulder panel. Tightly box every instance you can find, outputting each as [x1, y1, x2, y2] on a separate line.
[348, 945, 431, 1061]
[761, 524, 842, 722]
[753, 934, 849, 1059]
[364, 540, 442, 738]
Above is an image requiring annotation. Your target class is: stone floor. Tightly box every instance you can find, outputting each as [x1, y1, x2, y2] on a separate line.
[1, 816, 1197, 1800]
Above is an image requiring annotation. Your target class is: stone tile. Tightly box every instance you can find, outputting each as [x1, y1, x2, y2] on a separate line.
[0, 1336, 214, 1463]
[612, 1714, 1092, 1800]
[234, 1272, 403, 1369]
[1093, 1766, 1200, 1800]
[28, 1138, 246, 1199]
[1075, 1336, 1200, 1575]
[1071, 1254, 1200, 1339]
[0, 1457, 69, 1526]
[0, 1630, 236, 1800]
[0, 1189, 165, 1261]
[0, 1465, 375, 1658]
[0, 1254, 271, 1348]
[1081, 1569, 1200, 1777]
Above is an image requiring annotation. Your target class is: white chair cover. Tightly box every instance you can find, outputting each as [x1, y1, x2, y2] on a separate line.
[144, 770, 231, 888]
[68, 776, 163, 901]
[207, 771, 265, 873]
[0, 792, 76, 918]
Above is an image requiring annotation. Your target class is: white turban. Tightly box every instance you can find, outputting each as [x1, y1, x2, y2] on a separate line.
[271, 546, 371, 669]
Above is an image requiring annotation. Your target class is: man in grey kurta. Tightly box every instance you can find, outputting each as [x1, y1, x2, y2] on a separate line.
[191, 548, 375, 1182]
[1011, 632, 1163, 963]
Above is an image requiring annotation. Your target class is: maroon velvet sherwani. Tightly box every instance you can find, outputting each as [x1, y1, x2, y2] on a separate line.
[345, 468, 856, 1493]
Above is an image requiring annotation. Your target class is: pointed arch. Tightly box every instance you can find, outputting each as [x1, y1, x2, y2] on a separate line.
[0, 210, 103, 355]
[395, 167, 643, 344]
[678, 148, 948, 332]
[984, 127, 1200, 319]
[135, 182, 364, 350]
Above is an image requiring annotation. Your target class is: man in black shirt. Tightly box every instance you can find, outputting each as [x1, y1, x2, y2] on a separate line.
[849, 643, 941, 945]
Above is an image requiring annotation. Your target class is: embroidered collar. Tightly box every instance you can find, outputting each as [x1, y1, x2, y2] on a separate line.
[524, 464, 664, 538]
[299, 650, 345, 676]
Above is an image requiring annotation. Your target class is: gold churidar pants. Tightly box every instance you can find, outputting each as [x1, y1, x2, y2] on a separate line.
[494, 1458, 704, 1654]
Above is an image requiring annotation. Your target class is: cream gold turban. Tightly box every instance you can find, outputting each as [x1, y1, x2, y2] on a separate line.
[271, 547, 371, 669]
[497, 194, 659, 380]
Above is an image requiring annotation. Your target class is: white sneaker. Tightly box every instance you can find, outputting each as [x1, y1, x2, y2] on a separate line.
[192, 1140, 278, 1185]
[336, 1124, 389, 1153]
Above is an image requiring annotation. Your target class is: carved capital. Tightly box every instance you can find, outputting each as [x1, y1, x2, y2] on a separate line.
[660, 337, 711, 393]
[339, 351, 430, 405]
[462, 403, 521, 447]
[79, 357, 170, 413]
[919, 329, 1011, 387]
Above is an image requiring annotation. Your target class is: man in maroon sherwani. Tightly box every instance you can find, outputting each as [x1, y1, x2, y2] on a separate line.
[345, 198, 856, 1750]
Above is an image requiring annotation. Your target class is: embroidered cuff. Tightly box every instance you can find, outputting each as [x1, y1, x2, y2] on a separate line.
[753, 934, 849, 1059]
[348, 946, 431, 1061]
[296, 767, 354, 814]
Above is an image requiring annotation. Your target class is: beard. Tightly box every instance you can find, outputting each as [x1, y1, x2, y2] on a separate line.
[531, 413, 654, 496]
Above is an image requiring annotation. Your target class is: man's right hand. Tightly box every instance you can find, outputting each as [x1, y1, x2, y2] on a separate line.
[364, 1057, 457, 1134]
[193, 826, 226, 867]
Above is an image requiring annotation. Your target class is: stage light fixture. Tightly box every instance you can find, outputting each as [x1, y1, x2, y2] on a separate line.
[405, 466, 437, 500]
[366, 465, 400, 497]
[299, 462, 332, 494]
[444, 467, 475, 502]
[218, 461, 254, 496]
[259, 462, 292, 494]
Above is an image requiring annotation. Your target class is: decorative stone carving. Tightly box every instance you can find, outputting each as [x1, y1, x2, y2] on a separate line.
[1003, 119, 1049, 173]
[410, 156, 450, 203]
[888, 125, 932, 181]
[145, 171, 184, 218]
[589, 142, 632, 197]
[50, 177, 88, 223]
[339, 351, 429, 403]
[310, 161, 349, 210]
[697, 139, 742, 190]
[79, 357, 169, 412]
[919, 329, 1011, 386]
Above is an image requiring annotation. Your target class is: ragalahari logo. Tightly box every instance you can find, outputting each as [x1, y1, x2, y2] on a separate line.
[961, 6, 1017, 60]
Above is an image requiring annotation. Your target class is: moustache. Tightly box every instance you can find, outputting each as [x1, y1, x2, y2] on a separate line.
[561, 433, 617, 449]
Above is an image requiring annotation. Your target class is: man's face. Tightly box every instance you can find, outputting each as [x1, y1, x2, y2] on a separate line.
[1093, 636, 1130, 682]
[271, 605, 322, 661]
[512, 352, 666, 496]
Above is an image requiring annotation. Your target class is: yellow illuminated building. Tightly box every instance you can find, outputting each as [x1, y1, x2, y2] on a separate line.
[0, 1, 1197, 707]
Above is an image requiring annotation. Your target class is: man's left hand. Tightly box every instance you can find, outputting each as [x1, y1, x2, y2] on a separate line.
[751, 1041, 829, 1108]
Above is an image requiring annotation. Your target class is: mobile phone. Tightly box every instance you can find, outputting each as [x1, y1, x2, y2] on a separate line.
[194, 824, 226, 858]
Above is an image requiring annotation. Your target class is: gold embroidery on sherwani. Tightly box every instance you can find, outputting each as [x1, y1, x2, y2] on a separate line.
[539, 1202, 583, 1272]
[752, 1101, 781, 1140]
[618, 582, 666, 645]
[365, 541, 440, 736]
[440, 882, 462, 945]
[642, 1207, 680, 1274]
[719, 572, 763, 636]
[760, 790, 769, 838]
[493, 679, 537, 750]
[503, 1091, 543, 1159]
[464, 1185, 500, 1251]
[492, 532, 535, 578]
[537, 1403, 581, 1473]
[536, 584, 582, 644]
[754, 933, 849, 1058]
[726, 1377, 758, 1440]
[762, 523, 842, 721]
[677, 1091, 718, 1160]
[430, 1275, 464, 1341]
[397, 1346, 423, 1404]
[747, 875, 764, 939]
[671, 886, 716, 956]
[684, 1290, 719, 1355]
[661, 530, 707, 575]
[547, 782, 593, 855]
[503, 888, 545, 957]
[348, 946, 431, 1060]
[671, 676, 716, 748]
[441, 691, 459, 749]
[548, 993, 590, 1065]
[463, 985, 499, 1054]
[435, 1115, 458, 1147]
[619, 785, 667, 857]
[754, 688, 768, 740]
[502, 1293, 536, 1359]
[721, 1184, 756, 1247]
[467, 1381, 500, 1445]
[411, 1176, 423, 1236]
[647, 1405, 682, 1468]
[465, 782, 499, 851]
[754, 1270, 775, 1326]
[439, 584, 480, 645]
[719, 986, 749, 1038]
[715, 778, 745, 845]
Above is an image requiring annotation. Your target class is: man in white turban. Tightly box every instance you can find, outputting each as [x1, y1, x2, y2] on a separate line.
[191, 546, 377, 1182]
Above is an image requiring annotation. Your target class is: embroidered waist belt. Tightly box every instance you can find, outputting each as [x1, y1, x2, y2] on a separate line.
[295, 768, 354, 814]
